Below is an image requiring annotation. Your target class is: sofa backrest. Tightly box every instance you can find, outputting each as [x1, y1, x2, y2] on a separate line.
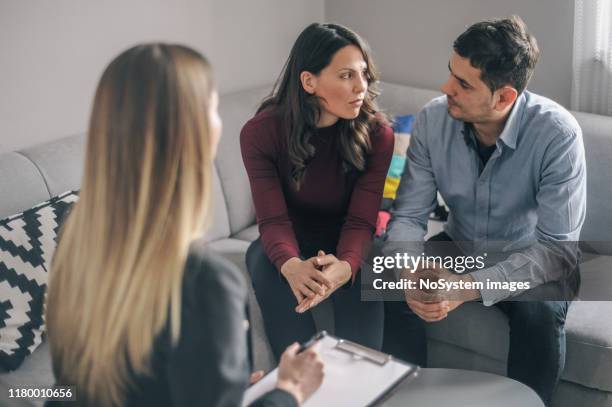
[0, 134, 84, 220]
[215, 85, 271, 236]
[0, 151, 55, 219]
[377, 81, 441, 118]
[0, 135, 232, 243]
[572, 111, 612, 254]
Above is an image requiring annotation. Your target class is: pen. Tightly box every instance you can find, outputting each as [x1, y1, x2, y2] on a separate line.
[297, 331, 327, 353]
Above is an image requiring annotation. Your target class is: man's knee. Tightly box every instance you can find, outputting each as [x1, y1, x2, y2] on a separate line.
[505, 301, 568, 334]
[385, 301, 423, 323]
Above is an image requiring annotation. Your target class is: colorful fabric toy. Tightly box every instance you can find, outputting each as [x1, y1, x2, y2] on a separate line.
[377, 114, 414, 237]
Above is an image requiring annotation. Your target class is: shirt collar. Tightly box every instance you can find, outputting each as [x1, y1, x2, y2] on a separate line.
[460, 92, 526, 151]
[496, 92, 526, 150]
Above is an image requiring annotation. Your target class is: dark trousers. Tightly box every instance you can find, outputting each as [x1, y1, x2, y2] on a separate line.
[247, 238, 384, 360]
[382, 232, 570, 405]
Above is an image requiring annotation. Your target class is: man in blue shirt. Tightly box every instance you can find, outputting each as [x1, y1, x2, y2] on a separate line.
[382, 16, 586, 405]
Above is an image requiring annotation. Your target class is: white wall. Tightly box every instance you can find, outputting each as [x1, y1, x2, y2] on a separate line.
[326, 0, 574, 107]
[0, 0, 324, 153]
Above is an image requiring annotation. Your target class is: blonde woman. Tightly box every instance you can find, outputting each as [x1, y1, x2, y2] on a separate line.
[45, 44, 323, 407]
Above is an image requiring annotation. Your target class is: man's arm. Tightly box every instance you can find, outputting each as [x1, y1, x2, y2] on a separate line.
[383, 108, 438, 259]
[470, 128, 587, 305]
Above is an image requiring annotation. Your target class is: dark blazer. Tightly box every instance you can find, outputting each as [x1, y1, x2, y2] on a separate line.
[48, 241, 297, 407]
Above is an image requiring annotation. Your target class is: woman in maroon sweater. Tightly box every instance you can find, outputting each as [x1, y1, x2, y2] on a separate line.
[241, 23, 393, 359]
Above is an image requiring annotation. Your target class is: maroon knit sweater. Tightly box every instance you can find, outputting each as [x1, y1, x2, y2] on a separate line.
[240, 108, 394, 281]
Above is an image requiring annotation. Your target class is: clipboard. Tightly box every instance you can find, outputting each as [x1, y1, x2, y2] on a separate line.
[241, 331, 419, 407]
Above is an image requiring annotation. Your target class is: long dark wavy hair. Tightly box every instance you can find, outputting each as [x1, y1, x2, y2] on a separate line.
[259, 23, 387, 188]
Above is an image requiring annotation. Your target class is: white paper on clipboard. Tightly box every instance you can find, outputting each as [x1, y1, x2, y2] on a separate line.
[241, 334, 418, 407]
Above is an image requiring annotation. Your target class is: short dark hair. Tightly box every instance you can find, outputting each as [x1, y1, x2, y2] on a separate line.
[453, 15, 539, 94]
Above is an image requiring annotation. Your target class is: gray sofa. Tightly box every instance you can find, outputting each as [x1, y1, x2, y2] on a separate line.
[1, 82, 611, 406]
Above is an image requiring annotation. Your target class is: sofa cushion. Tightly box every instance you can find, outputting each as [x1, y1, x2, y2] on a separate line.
[232, 224, 259, 242]
[551, 380, 612, 407]
[578, 254, 612, 302]
[0, 340, 53, 407]
[206, 238, 251, 263]
[0, 340, 53, 387]
[377, 82, 441, 118]
[216, 86, 271, 236]
[202, 165, 231, 242]
[426, 295, 612, 392]
[572, 111, 612, 255]
[19, 135, 84, 198]
[0, 152, 50, 220]
[563, 300, 612, 392]
[0, 191, 77, 371]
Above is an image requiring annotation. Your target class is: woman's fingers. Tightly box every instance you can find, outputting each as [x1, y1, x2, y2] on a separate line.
[283, 342, 300, 358]
[296, 295, 323, 313]
[296, 295, 315, 313]
[295, 298, 313, 313]
[314, 254, 338, 267]
[290, 285, 305, 304]
[298, 283, 317, 298]
[310, 270, 334, 289]
[304, 278, 326, 296]
[295, 285, 332, 313]
[288, 254, 339, 313]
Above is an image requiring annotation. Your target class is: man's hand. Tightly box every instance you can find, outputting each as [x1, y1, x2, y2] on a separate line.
[295, 251, 352, 313]
[401, 265, 480, 322]
[406, 299, 464, 322]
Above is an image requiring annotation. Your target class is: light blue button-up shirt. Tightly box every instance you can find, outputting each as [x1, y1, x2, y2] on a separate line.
[384, 91, 587, 305]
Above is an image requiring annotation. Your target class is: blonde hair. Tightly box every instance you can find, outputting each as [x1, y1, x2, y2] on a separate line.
[46, 44, 215, 406]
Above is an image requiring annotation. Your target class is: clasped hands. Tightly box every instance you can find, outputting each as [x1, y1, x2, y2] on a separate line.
[400, 265, 481, 322]
[280, 251, 352, 314]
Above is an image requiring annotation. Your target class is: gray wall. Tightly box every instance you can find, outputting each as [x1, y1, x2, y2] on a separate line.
[0, 0, 324, 153]
[0, 1, 577, 154]
[326, 0, 574, 107]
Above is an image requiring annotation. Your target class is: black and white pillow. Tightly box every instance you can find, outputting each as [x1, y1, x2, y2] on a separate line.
[0, 191, 78, 371]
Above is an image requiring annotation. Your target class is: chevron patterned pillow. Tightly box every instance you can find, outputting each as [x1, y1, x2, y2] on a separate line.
[0, 191, 78, 371]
